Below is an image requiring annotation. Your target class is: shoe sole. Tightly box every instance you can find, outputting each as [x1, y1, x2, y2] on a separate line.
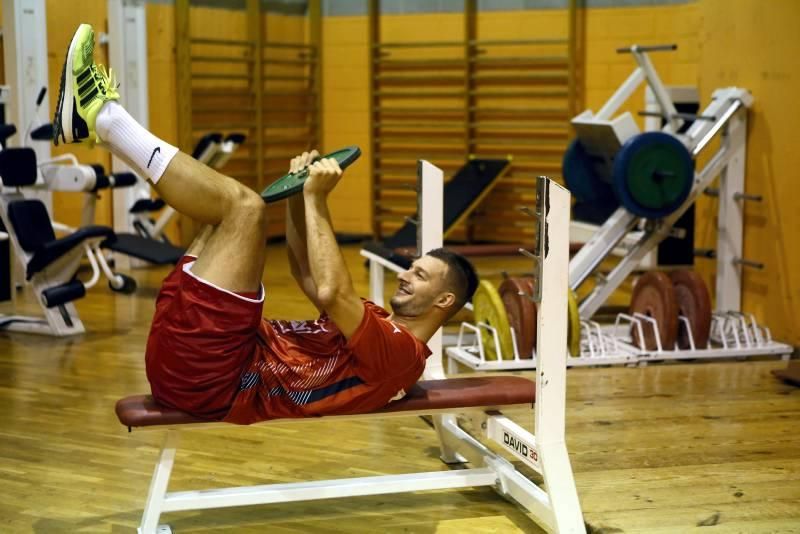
[55, 26, 84, 145]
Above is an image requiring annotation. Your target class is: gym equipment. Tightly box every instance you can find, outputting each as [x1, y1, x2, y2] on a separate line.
[499, 277, 536, 360]
[562, 43, 792, 365]
[562, 138, 619, 215]
[567, 290, 580, 357]
[628, 271, 678, 351]
[473, 280, 514, 361]
[21, 86, 184, 266]
[0, 146, 135, 336]
[261, 146, 362, 203]
[370, 157, 512, 258]
[121, 171, 584, 534]
[670, 270, 711, 350]
[611, 131, 694, 218]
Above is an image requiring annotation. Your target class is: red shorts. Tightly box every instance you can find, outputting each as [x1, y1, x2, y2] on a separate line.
[145, 256, 264, 420]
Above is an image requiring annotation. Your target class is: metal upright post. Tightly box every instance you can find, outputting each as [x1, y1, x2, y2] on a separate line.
[715, 109, 747, 313]
[2, 0, 51, 208]
[107, 0, 151, 269]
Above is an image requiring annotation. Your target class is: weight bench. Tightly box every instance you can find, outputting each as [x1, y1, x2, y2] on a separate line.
[117, 375, 581, 534]
[117, 171, 584, 533]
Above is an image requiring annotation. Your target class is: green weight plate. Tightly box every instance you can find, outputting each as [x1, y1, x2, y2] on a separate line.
[567, 290, 581, 357]
[261, 146, 361, 203]
[612, 132, 694, 219]
[473, 280, 514, 361]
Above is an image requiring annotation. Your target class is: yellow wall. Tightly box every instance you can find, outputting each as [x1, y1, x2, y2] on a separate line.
[5, 1, 799, 343]
[696, 0, 800, 344]
[46, 0, 113, 228]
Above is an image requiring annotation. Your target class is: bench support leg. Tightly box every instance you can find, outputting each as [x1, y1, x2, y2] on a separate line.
[139, 430, 179, 534]
[539, 439, 585, 533]
[431, 414, 468, 464]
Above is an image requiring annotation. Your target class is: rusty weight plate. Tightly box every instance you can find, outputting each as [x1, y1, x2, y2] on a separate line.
[499, 277, 536, 359]
[669, 269, 712, 349]
[629, 271, 679, 351]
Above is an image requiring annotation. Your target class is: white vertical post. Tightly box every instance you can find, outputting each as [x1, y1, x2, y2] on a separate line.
[418, 160, 444, 380]
[715, 109, 746, 313]
[418, 160, 464, 463]
[535, 178, 585, 532]
[2, 0, 51, 208]
[107, 0, 151, 269]
[369, 259, 385, 307]
[139, 430, 179, 534]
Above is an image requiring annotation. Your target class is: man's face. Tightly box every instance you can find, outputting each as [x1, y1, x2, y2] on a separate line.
[390, 255, 452, 317]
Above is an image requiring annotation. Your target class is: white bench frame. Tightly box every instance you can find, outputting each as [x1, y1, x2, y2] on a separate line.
[132, 165, 584, 533]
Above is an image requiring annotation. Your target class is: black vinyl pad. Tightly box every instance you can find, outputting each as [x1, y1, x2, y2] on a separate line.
[383, 158, 511, 250]
[103, 233, 184, 265]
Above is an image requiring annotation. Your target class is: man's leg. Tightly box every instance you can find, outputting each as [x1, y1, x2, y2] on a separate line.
[54, 24, 265, 293]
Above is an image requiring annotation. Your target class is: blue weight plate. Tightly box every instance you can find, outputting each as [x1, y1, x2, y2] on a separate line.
[612, 132, 694, 219]
[563, 138, 619, 210]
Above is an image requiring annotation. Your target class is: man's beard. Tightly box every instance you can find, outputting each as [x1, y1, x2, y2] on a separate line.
[390, 294, 427, 317]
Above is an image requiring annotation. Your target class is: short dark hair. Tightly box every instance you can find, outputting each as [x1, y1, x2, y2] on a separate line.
[426, 248, 479, 316]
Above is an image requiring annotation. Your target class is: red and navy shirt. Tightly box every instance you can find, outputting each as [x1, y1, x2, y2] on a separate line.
[223, 301, 430, 424]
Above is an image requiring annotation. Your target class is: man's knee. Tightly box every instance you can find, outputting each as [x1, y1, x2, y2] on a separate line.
[228, 184, 268, 227]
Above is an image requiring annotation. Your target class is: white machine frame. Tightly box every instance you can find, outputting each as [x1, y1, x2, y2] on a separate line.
[106, 0, 152, 269]
[446, 45, 792, 371]
[0, 180, 123, 336]
[134, 168, 584, 533]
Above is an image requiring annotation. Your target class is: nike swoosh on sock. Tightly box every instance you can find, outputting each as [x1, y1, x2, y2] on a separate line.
[147, 146, 161, 169]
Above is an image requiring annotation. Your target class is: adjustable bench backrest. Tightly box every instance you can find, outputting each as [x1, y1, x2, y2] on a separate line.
[0, 148, 53, 254]
[8, 200, 56, 253]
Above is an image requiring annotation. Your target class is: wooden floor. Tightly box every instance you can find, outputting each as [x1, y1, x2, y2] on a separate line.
[0, 244, 798, 533]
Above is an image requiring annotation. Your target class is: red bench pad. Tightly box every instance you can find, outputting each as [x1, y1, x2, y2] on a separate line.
[116, 376, 536, 428]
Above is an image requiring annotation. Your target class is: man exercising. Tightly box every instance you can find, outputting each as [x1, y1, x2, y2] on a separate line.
[54, 24, 478, 424]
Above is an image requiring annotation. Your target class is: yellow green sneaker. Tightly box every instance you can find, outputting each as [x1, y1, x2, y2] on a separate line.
[53, 23, 120, 146]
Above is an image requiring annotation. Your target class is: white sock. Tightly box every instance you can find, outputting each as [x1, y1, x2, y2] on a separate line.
[95, 102, 179, 184]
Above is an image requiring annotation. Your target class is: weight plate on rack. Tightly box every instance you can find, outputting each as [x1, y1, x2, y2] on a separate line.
[669, 269, 712, 350]
[563, 138, 619, 209]
[612, 132, 694, 219]
[261, 146, 362, 203]
[567, 289, 581, 357]
[499, 277, 536, 359]
[629, 271, 679, 351]
[473, 280, 514, 361]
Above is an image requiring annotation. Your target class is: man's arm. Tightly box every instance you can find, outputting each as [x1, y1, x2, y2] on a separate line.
[286, 151, 322, 311]
[303, 158, 364, 338]
[287, 195, 323, 311]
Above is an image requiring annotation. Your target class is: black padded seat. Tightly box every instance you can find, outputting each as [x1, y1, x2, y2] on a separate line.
[0, 124, 19, 146]
[0, 147, 38, 186]
[191, 132, 223, 159]
[110, 172, 138, 188]
[130, 198, 166, 214]
[30, 123, 54, 141]
[102, 233, 184, 265]
[9, 201, 115, 279]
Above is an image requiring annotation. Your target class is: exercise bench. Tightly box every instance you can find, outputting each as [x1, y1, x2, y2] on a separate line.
[116, 170, 584, 533]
